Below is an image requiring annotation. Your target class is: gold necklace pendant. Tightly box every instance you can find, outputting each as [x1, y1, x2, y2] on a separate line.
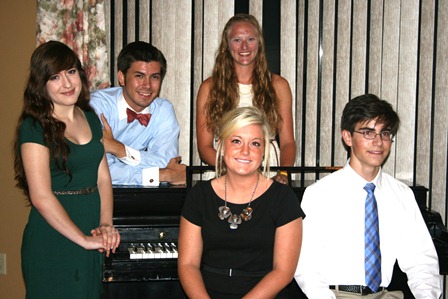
[241, 207, 253, 221]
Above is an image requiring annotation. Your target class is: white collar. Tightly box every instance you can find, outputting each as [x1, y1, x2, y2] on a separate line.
[344, 159, 383, 188]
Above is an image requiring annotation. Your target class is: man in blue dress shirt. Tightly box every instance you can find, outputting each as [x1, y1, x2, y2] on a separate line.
[90, 41, 186, 186]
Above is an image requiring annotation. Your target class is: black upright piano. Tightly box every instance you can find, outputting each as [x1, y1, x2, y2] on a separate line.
[102, 184, 187, 298]
[102, 167, 447, 299]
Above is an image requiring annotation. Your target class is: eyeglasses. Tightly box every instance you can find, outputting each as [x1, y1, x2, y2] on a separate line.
[353, 130, 393, 141]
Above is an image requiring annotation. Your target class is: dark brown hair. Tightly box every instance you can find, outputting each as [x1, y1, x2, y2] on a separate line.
[117, 41, 167, 81]
[14, 41, 91, 202]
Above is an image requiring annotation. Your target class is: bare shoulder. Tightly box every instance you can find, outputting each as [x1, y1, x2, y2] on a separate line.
[197, 77, 213, 106]
[271, 74, 292, 103]
[271, 73, 290, 89]
[200, 77, 213, 89]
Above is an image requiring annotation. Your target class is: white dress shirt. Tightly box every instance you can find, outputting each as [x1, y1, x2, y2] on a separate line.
[295, 160, 442, 299]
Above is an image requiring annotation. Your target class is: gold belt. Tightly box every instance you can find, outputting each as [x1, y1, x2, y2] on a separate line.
[53, 186, 98, 195]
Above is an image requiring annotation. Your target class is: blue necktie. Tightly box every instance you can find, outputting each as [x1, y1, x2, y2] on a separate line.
[364, 183, 381, 291]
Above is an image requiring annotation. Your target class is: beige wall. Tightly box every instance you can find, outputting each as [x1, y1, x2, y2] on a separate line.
[0, 0, 36, 297]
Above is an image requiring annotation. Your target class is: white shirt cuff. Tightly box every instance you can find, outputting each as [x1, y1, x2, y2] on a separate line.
[142, 167, 160, 186]
[118, 146, 141, 166]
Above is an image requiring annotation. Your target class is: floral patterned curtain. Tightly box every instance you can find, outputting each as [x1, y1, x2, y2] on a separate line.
[36, 0, 110, 90]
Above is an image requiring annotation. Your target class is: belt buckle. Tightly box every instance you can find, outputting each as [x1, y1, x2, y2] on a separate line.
[331, 285, 368, 295]
[361, 285, 384, 295]
[350, 285, 364, 295]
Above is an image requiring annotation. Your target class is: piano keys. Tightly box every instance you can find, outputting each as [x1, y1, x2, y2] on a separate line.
[127, 242, 178, 259]
[103, 214, 181, 282]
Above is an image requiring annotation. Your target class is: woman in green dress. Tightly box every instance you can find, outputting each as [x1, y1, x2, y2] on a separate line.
[14, 41, 120, 299]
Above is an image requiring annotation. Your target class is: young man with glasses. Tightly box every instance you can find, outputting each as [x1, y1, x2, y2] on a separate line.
[294, 94, 442, 298]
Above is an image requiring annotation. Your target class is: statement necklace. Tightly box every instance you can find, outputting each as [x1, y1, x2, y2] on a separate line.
[218, 174, 260, 229]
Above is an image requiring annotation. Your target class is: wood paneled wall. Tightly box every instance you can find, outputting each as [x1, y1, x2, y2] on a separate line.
[104, 0, 448, 227]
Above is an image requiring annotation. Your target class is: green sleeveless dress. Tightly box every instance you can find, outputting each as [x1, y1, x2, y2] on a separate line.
[19, 111, 104, 299]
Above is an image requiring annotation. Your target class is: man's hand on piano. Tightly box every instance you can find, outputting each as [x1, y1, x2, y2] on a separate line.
[272, 172, 288, 185]
[160, 156, 187, 185]
[91, 224, 121, 257]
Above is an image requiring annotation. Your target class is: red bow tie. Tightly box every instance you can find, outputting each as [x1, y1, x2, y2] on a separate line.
[126, 108, 151, 126]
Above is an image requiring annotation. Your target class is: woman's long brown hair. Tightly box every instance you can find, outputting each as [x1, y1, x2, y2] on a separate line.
[13, 41, 91, 204]
[205, 14, 281, 136]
